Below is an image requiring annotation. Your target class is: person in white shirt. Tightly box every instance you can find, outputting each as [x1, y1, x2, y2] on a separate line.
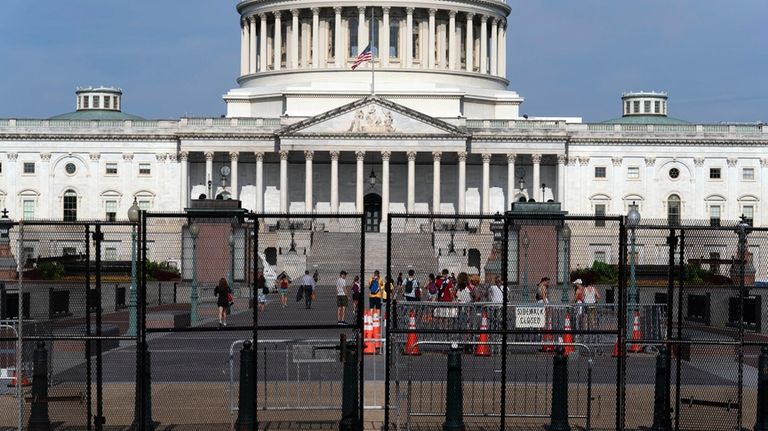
[336, 271, 349, 324]
[488, 276, 505, 303]
[403, 269, 420, 301]
[301, 270, 316, 310]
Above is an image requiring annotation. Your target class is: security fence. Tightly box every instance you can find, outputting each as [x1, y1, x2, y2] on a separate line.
[1, 210, 766, 430]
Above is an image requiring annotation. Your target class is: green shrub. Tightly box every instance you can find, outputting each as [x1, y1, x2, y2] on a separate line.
[37, 262, 64, 280]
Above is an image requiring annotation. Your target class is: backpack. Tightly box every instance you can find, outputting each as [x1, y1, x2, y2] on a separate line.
[352, 282, 360, 295]
[404, 279, 415, 295]
[428, 281, 438, 295]
[370, 277, 380, 294]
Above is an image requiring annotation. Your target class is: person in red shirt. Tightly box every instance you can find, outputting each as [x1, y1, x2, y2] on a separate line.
[436, 269, 455, 302]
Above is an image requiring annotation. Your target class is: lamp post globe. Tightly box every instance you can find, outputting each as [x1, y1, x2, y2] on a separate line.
[126, 198, 140, 337]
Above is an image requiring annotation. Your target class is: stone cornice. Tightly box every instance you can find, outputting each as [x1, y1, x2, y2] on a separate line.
[568, 136, 768, 146]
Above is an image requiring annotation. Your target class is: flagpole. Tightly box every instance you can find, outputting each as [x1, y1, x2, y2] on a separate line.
[370, 6, 375, 95]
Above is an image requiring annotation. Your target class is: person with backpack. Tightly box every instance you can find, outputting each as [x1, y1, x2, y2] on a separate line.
[436, 269, 455, 302]
[368, 270, 383, 310]
[336, 271, 349, 324]
[426, 273, 438, 301]
[403, 269, 419, 301]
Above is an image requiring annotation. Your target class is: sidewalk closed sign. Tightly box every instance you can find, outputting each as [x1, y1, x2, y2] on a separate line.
[516, 307, 546, 328]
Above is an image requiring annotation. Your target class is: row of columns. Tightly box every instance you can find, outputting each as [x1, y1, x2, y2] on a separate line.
[181, 151, 561, 216]
[240, 7, 507, 76]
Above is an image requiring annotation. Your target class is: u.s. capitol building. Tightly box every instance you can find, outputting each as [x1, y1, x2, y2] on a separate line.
[1, 0, 766, 232]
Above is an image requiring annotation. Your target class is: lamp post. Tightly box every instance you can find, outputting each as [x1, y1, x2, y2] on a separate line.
[522, 232, 530, 302]
[627, 202, 641, 339]
[560, 224, 571, 303]
[189, 222, 200, 324]
[126, 198, 139, 337]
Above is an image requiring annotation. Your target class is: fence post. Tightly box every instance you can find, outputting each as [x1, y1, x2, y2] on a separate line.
[755, 346, 768, 431]
[235, 340, 255, 431]
[0, 282, 5, 319]
[443, 343, 464, 431]
[158, 282, 162, 306]
[650, 346, 671, 430]
[132, 342, 154, 430]
[173, 282, 177, 304]
[339, 342, 360, 431]
[549, 346, 571, 431]
[27, 341, 51, 431]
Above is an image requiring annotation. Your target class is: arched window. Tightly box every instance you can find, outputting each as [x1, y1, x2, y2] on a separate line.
[63, 189, 78, 221]
[667, 194, 681, 226]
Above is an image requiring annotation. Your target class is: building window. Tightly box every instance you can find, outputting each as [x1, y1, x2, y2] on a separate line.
[743, 168, 755, 181]
[709, 168, 721, 179]
[594, 166, 606, 178]
[668, 168, 680, 179]
[138, 200, 151, 211]
[594, 203, 606, 227]
[390, 21, 399, 58]
[83, 97, 89, 109]
[104, 96, 111, 109]
[114, 96, 119, 110]
[23, 200, 35, 220]
[105, 247, 117, 261]
[594, 250, 607, 264]
[667, 194, 681, 226]
[625, 101, 630, 114]
[709, 205, 721, 227]
[644, 100, 651, 113]
[348, 18, 358, 57]
[62, 247, 77, 256]
[65, 163, 77, 175]
[654, 101, 660, 113]
[106, 163, 118, 175]
[412, 24, 420, 61]
[93, 96, 100, 109]
[63, 190, 77, 222]
[105, 200, 117, 222]
[139, 163, 151, 175]
[627, 167, 640, 180]
[633, 100, 640, 113]
[742, 205, 754, 226]
[23, 162, 35, 174]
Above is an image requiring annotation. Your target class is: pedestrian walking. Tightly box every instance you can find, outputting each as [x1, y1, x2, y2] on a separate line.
[301, 270, 316, 309]
[403, 269, 419, 301]
[488, 276, 504, 303]
[584, 281, 601, 330]
[368, 270, 383, 310]
[426, 273, 438, 301]
[396, 272, 403, 296]
[455, 275, 472, 303]
[214, 277, 231, 327]
[436, 269, 455, 302]
[278, 274, 290, 308]
[351, 275, 361, 315]
[256, 269, 267, 312]
[336, 271, 349, 324]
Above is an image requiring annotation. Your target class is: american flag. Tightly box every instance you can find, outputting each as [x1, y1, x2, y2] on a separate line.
[351, 45, 373, 70]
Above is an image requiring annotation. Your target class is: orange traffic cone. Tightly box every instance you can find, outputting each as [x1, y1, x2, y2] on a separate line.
[611, 339, 622, 358]
[7, 370, 31, 387]
[363, 311, 376, 355]
[404, 310, 421, 356]
[474, 310, 492, 357]
[540, 313, 555, 352]
[372, 309, 382, 351]
[628, 311, 643, 353]
[563, 313, 574, 356]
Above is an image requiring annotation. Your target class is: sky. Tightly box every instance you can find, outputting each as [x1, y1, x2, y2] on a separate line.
[1, 0, 766, 123]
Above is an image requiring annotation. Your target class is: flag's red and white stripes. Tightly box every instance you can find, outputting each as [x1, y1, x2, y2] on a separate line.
[351, 45, 372, 70]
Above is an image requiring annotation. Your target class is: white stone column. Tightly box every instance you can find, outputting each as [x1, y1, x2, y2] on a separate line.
[240, 19, 249, 76]
[557, 154, 566, 205]
[334, 7, 343, 68]
[432, 152, 441, 213]
[328, 151, 339, 212]
[499, 21, 506, 77]
[204, 151, 214, 197]
[259, 14, 268, 72]
[482, 153, 491, 214]
[382, 151, 391, 223]
[448, 11, 457, 70]
[532, 153, 541, 202]
[311, 8, 320, 68]
[255, 152, 264, 212]
[458, 151, 467, 213]
[291, 9, 300, 69]
[644, 157, 655, 218]
[407, 151, 417, 212]
[611, 156, 623, 213]
[428, 9, 436, 69]
[479, 16, 488, 74]
[406, 8, 414, 68]
[490, 18, 498, 75]
[357, 7, 366, 52]
[274, 12, 282, 70]
[280, 150, 289, 212]
[179, 152, 189, 208]
[230, 152, 239, 200]
[465, 13, 474, 72]
[507, 153, 516, 210]
[249, 16, 257, 73]
[381, 7, 390, 67]
[304, 151, 313, 212]
[693, 157, 705, 217]
[356, 151, 365, 213]
[727, 158, 739, 219]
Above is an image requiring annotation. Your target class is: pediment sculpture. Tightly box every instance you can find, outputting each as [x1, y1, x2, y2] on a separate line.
[348, 105, 396, 133]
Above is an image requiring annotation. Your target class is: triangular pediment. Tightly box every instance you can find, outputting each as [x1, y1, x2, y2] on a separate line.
[277, 96, 467, 138]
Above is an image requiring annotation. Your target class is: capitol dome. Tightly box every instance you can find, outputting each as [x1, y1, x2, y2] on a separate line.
[225, 0, 522, 120]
